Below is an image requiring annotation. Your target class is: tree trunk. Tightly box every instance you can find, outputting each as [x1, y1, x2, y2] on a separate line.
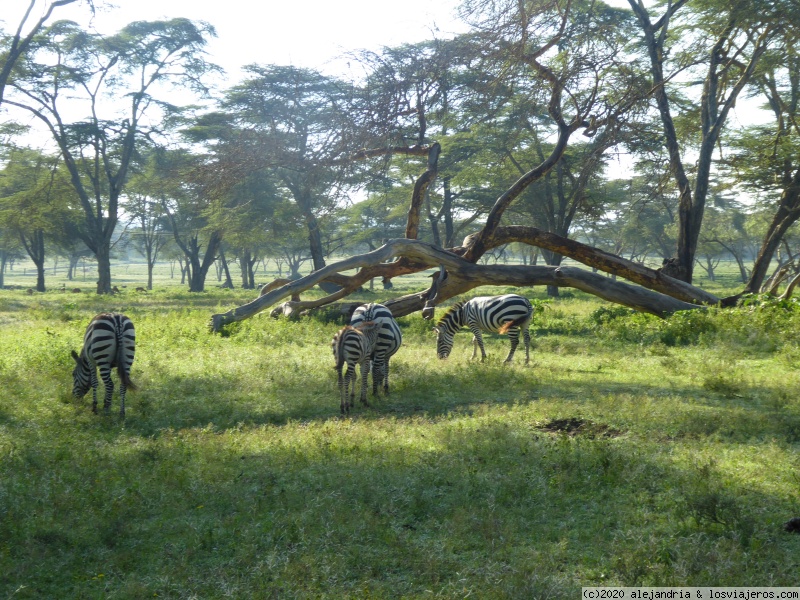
[218, 249, 233, 289]
[240, 250, 250, 288]
[145, 245, 155, 290]
[35, 260, 46, 292]
[0, 251, 7, 289]
[744, 170, 800, 294]
[188, 231, 223, 292]
[96, 243, 112, 294]
[239, 249, 257, 289]
[189, 266, 204, 292]
[20, 230, 47, 292]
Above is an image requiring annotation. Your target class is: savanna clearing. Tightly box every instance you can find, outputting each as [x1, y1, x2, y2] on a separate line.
[0, 264, 799, 598]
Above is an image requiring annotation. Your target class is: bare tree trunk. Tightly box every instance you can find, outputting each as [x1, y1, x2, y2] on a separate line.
[96, 242, 112, 295]
[745, 169, 800, 293]
[0, 251, 7, 288]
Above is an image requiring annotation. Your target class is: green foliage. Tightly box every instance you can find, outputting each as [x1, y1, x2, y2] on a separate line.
[591, 308, 718, 347]
[590, 304, 636, 325]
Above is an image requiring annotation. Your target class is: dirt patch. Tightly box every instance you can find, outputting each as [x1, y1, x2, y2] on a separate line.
[537, 417, 624, 438]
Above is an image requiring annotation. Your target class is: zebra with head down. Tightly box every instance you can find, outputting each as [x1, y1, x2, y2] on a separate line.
[71, 312, 137, 417]
[434, 294, 532, 364]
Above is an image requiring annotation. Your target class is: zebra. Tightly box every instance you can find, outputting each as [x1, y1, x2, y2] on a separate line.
[434, 294, 533, 364]
[71, 313, 136, 417]
[349, 303, 402, 396]
[331, 321, 381, 414]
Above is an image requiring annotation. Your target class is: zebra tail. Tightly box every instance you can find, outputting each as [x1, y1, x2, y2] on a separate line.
[498, 314, 529, 335]
[115, 319, 137, 391]
[118, 363, 137, 392]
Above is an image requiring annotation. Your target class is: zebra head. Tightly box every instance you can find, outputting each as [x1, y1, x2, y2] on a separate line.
[433, 326, 454, 359]
[70, 350, 91, 398]
[434, 302, 463, 359]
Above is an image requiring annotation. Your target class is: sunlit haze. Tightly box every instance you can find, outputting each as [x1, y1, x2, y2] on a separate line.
[5, 0, 466, 81]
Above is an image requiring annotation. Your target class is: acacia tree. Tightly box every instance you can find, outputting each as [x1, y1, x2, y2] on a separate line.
[3, 18, 217, 293]
[124, 192, 169, 291]
[153, 149, 225, 293]
[0, 228, 23, 288]
[0, 148, 76, 291]
[724, 28, 800, 295]
[125, 149, 191, 290]
[211, 66, 360, 275]
[627, 0, 781, 283]
[0, 0, 92, 105]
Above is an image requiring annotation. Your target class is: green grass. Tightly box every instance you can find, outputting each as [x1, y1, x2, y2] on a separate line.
[1, 270, 799, 598]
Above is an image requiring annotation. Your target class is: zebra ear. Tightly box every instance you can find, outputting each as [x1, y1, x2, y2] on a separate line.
[70, 350, 80, 363]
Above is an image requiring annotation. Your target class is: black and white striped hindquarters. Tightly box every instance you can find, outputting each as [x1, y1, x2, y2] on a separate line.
[437, 294, 532, 363]
[350, 303, 402, 395]
[71, 313, 136, 417]
[332, 321, 380, 414]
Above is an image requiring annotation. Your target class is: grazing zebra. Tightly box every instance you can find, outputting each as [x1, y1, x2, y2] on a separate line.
[331, 321, 380, 414]
[434, 294, 533, 364]
[71, 313, 136, 417]
[350, 303, 402, 396]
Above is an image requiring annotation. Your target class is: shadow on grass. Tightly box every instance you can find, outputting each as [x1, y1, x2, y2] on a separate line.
[52, 350, 797, 451]
[2, 402, 799, 598]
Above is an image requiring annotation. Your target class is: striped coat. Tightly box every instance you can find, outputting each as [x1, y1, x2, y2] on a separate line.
[434, 294, 532, 364]
[349, 303, 402, 396]
[331, 321, 380, 414]
[71, 313, 136, 417]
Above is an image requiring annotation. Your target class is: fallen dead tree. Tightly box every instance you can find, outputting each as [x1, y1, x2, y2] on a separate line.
[209, 238, 704, 332]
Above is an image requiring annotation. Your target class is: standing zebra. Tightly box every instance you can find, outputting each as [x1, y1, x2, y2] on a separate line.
[71, 313, 136, 417]
[349, 303, 402, 396]
[331, 321, 380, 414]
[434, 294, 533, 364]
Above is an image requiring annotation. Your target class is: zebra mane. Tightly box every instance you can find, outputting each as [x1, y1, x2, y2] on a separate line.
[436, 301, 464, 326]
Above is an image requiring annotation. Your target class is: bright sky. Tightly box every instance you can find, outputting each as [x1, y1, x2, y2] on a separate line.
[7, 0, 467, 82]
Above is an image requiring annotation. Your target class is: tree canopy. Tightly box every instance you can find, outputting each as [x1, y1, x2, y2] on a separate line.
[3, 0, 800, 323]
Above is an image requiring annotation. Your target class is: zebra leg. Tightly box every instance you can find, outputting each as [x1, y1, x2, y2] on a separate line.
[90, 369, 99, 414]
[346, 364, 356, 413]
[468, 325, 487, 361]
[360, 358, 370, 407]
[371, 358, 383, 396]
[338, 369, 347, 415]
[119, 382, 126, 418]
[523, 328, 531, 364]
[369, 358, 379, 396]
[99, 366, 114, 413]
[504, 329, 520, 363]
[383, 359, 391, 394]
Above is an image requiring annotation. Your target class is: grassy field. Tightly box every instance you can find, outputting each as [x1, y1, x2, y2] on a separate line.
[0, 263, 799, 598]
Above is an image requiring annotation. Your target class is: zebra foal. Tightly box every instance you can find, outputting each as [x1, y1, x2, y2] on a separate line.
[349, 303, 402, 396]
[434, 294, 533, 364]
[71, 313, 136, 417]
[331, 321, 380, 414]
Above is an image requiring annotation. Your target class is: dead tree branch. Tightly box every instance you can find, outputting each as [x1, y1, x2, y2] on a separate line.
[210, 238, 701, 332]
